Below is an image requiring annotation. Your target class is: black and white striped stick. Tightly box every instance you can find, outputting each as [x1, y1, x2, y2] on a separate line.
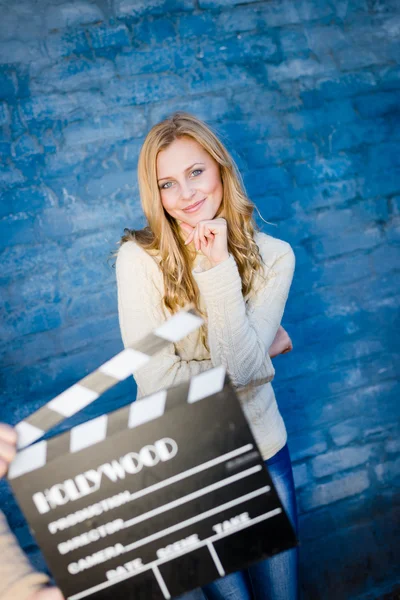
[8, 366, 227, 480]
[15, 308, 203, 451]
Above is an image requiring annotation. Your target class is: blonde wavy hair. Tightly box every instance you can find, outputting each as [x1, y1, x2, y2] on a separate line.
[120, 112, 266, 350]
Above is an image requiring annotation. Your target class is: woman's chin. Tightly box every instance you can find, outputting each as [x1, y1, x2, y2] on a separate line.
[178, 205, 219, 227]
[192, 211, 218, 225]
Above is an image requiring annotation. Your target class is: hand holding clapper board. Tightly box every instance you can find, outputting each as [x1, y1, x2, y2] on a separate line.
[8, 309, 297, 600]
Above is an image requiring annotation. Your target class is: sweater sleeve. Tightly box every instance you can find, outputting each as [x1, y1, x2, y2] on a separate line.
[192, 237, 296, 387]
[116, 241, 213, 396]
[0, 511, 50, 600]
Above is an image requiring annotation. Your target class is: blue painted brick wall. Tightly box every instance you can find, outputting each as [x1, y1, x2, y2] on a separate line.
[0, 1, 399, 598]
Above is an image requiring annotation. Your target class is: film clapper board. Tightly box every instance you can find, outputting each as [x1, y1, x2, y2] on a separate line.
[8, 309, 297, 600]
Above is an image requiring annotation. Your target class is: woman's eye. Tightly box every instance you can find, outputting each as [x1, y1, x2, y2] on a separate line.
[160, 170, 202, 189]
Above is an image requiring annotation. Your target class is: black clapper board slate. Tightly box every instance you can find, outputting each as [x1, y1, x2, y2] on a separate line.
[9, 370, 297, 600]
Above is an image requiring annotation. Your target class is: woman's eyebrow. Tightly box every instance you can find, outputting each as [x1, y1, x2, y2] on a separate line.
[157, 162, 205, 182]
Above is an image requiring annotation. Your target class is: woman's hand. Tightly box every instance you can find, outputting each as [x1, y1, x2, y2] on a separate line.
[180, 218, 229, 267]
[30, 588, 65, 600]
[0, 423, 17, 478]
[268, 326, 293, 358]
[0, 423, 66, 600]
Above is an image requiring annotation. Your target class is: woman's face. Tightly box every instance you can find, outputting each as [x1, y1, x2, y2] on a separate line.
[156, 136, 223, 227]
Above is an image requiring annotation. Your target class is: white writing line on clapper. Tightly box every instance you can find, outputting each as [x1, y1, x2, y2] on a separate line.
[123, 464, 263, 529]
[67, 506, 282, 600]
[152, 565, 170, 600]
[207, 541, 225, 577]
[124, 485, 271, 553]
[127, 443, 254, 503]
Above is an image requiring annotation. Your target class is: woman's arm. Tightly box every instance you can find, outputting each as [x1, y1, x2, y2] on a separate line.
[192, 236, 296, 387]
[0, 512, 58, 600]
[0, 424, 64, 600]
[116, 241, 213, 397]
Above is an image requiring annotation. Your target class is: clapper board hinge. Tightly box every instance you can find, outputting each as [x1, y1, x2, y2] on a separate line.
[8, 366, 228, 480]
[14, 308, 204, 452]
[8, 299, 229, 480]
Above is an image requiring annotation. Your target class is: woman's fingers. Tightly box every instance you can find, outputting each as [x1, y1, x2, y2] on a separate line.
[0, 424, 17, 477]
[281, 338, 293, 354]
[182, 219, 227, 257]
[181, 221, 195, 246]
[192, 226, 199, 251]
[280, 328, 293, 351]
[268, 326, 293, 358]
[0, 423, 17, 445]
[0, 458, 8, 479]
[198, 222, 208, 248]
[0, 439, 17, 465]
[30, 587, 65, 600]
[183, 229, 195, 245]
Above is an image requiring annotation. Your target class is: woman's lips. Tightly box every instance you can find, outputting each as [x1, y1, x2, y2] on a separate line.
[182, 199, 206, 213]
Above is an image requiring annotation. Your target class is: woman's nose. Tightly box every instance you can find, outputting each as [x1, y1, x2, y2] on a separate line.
[180, 180, 196, 202]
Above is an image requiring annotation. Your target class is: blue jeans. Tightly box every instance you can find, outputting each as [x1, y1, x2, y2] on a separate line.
[178, 444, 299, 600]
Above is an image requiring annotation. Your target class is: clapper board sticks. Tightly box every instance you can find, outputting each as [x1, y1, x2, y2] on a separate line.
[15, 309, 203, 451]
[8, 308, 297, 600]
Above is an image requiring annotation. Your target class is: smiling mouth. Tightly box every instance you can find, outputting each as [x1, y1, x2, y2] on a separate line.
[183, 198, 206, 213]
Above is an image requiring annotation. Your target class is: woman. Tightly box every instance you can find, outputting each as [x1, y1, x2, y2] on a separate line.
[0, 423, 64, 600]
[116, 112, 298, 600]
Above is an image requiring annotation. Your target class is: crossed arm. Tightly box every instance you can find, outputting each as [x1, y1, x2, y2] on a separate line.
[117, 237, 295, 394]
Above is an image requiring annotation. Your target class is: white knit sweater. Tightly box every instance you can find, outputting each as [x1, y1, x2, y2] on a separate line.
[116, 231, 296, 460]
